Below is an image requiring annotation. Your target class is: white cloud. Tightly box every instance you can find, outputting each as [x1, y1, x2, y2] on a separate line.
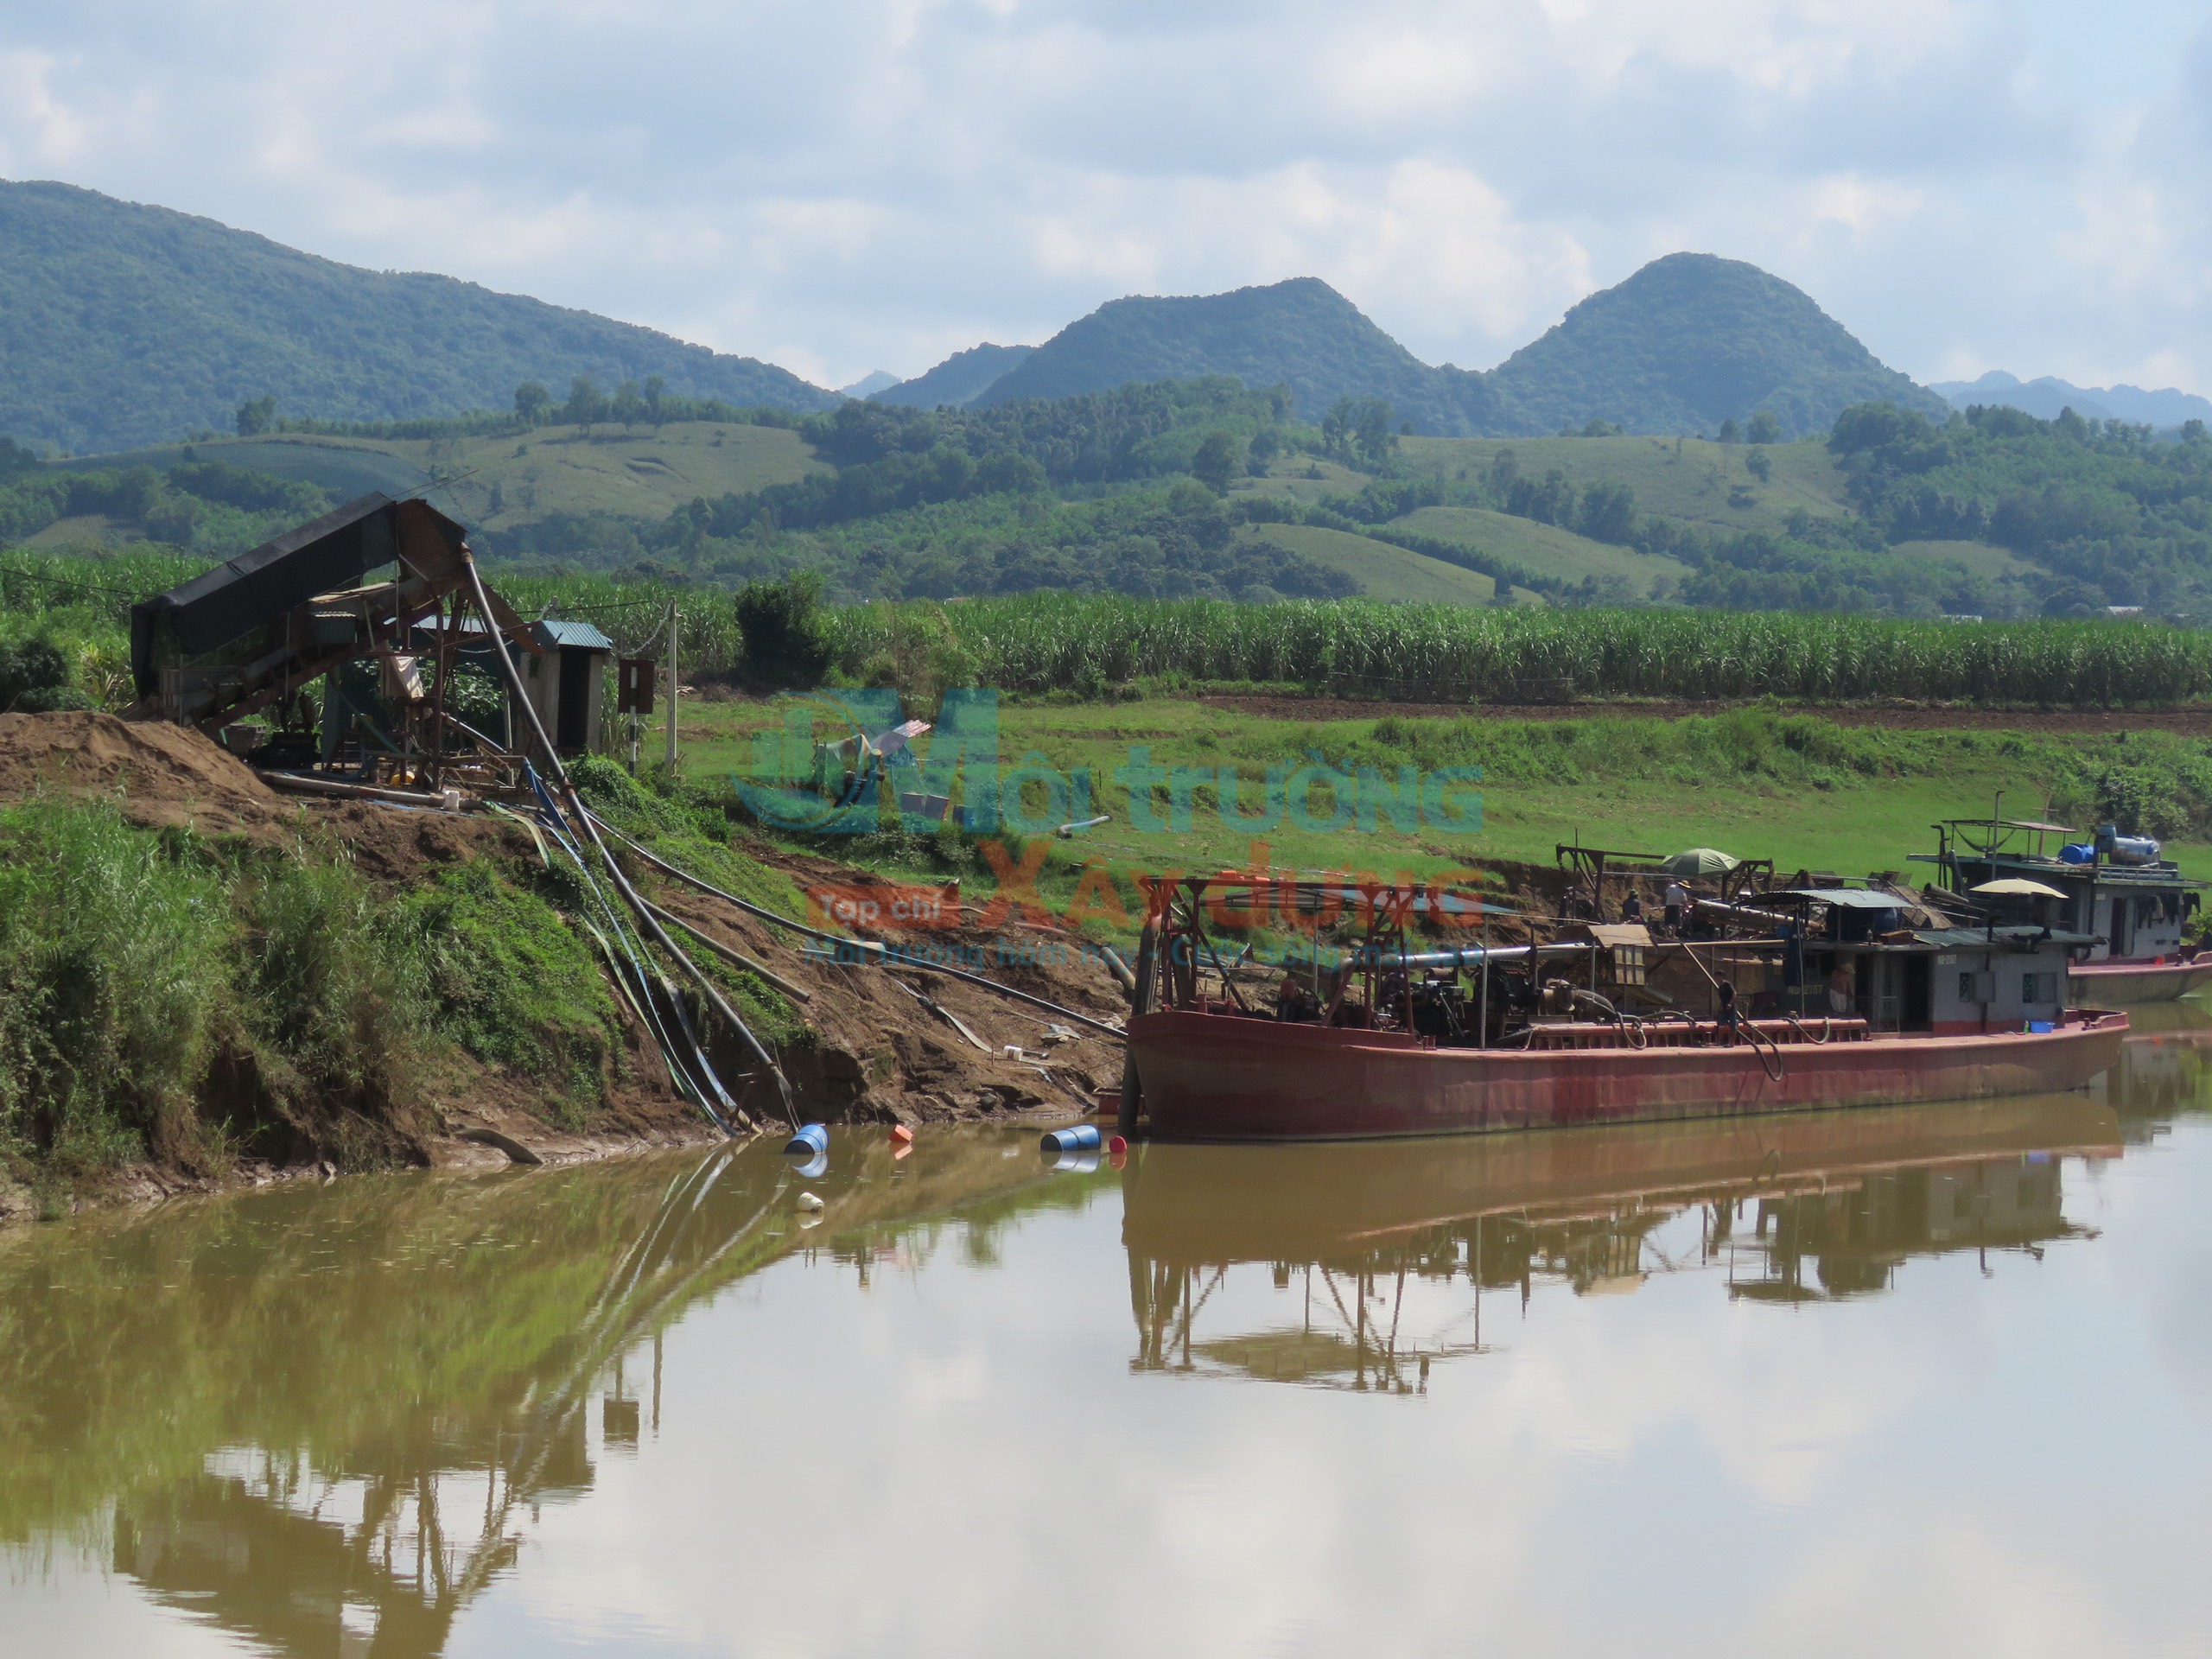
[0, 48, 91, 168]
[1, 0, 2209, 391]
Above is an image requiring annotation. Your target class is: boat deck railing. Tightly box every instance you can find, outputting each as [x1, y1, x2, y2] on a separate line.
[1523, 1017, 1869, 1051]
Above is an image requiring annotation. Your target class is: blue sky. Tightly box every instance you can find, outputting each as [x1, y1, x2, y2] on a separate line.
[2, 1, 2209, 396]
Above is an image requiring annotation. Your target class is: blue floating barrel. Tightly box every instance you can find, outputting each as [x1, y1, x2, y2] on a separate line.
[1039, 1124, 1102, 1155]
[784, 1122, 829, 1160]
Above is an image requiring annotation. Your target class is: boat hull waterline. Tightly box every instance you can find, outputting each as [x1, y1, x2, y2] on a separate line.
[1129, 1009, 2131, 1141]
[2069, 957, 2212, 1005]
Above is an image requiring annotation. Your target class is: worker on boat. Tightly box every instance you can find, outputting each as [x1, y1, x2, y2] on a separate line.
[1621, 888, 1644, 925]
[1663, 877, 1688, 934]
[1827, 965, 1854, 1017]
[1714, 979, 1741, 1042]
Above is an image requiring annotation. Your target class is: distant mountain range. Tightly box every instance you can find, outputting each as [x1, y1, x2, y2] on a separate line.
[0, 180, 839, 453]
[5, 176, 1963, 454]
[1929, 370, 2212, 429]
[880, 254, 1949, 440]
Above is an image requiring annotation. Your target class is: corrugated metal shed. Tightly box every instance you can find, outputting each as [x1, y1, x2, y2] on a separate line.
[130, 494, 469, 696]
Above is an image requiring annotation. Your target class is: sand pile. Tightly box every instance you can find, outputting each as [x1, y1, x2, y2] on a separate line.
[0, 710, 285, 832]
[0, 710, 534, 874]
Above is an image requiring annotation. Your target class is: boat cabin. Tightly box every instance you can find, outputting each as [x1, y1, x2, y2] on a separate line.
[1920, 817, 2202, 963]
[1763, 886, 2091, 1034]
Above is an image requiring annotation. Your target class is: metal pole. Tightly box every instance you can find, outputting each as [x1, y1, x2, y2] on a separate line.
[658, 601, 677, 779]
[1118, 918, 1158, 1137]
[1478, 912, 1491, 1049]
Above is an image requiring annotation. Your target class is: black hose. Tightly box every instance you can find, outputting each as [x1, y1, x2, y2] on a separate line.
[1733, 1018, 1787, 1083]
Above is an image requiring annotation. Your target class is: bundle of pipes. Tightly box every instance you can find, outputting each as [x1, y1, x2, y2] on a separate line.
[461, 554, 791, 1136]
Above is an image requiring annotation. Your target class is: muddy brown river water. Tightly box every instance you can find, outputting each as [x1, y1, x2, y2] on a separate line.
[7, 1005, 2212, 1656]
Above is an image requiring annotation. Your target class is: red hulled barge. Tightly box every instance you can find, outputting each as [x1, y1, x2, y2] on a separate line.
[1120, 872, 2126, 1142]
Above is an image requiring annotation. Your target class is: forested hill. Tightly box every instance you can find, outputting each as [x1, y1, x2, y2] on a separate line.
[973, 279, 1508, 435]
[0, 180, 839, 454]
[20, 372, 2212, 621]
[1485, 254, 1951, 440]
[951, 259, 1946, 442]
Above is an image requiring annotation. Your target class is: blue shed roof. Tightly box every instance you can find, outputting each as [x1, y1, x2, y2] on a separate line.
[533, 620, 614, 651]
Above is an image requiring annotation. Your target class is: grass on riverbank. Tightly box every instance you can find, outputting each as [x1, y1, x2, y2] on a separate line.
[0, 798, 624, 1188]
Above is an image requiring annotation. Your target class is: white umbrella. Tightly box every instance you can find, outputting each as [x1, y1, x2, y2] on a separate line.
[1661, 848, 1739, 878]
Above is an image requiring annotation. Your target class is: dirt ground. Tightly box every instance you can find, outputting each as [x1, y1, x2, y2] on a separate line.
[1198, 694, 2212, 734]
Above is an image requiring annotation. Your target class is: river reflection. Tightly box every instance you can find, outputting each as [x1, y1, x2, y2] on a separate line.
[1122, 1096, 2120, 1390]
[6, 1007, 2212, 1656]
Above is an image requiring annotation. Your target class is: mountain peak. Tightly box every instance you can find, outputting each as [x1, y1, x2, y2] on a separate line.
[972, 276, 1504, 433]
[1485, 252, 1949, 439]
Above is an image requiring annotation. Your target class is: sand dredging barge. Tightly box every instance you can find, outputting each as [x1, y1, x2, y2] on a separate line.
[1121, 869, 2127, 1143]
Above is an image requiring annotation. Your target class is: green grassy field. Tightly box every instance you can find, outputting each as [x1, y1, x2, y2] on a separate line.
[22, 514, 128, 549]
[667, 694, 2212, 926]
[1390, 505, 1691, 595]
[55, 435, 431, 505]
[1225, 455, 1373, 505]
[1400, 434, 1854, 538]
[59, 422, 826, 537]
[1889, 539, 2037, 584]
[1238, 524, 1508, 604]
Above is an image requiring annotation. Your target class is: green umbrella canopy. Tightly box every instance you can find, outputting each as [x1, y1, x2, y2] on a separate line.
[1662, 848, 1740, 878]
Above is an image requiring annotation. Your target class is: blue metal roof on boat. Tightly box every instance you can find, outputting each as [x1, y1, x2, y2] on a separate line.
[1912, 925, 2097, 949]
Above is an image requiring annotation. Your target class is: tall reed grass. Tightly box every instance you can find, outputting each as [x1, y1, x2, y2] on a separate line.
[824, 596, 2212, 706]
[0, 799, 226, 1171]
[12, 546, 2211, 709]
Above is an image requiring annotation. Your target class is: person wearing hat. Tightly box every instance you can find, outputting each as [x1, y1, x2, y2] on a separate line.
[1663, 877, 1688, 934]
